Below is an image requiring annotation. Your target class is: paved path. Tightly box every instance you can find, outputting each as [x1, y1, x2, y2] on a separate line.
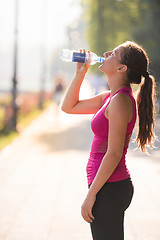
[0, 104, 160, 240]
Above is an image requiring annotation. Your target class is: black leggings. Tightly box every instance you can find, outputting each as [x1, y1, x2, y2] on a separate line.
[89, 178, 134, 240]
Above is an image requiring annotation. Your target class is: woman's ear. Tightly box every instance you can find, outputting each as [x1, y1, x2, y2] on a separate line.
[118, 65, 127, 73]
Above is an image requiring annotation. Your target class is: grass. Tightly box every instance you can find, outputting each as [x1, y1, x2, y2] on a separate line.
[0, 131, 19, 150]
[18, 108, 43, 128]
[0, 101, 51, 151]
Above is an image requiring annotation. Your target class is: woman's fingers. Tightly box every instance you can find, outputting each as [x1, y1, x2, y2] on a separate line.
[76, 49, 91, 74]
[81, 193, 96, 223]
[81, 209, 94, 223]
[89, 209, 94, 221]
[81, 204, 94, 223]
[86, 51, 91, 65]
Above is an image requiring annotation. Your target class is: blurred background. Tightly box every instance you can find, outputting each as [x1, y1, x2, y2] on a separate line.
[0, 1, 160, 239]
[0, 0, 160, 149]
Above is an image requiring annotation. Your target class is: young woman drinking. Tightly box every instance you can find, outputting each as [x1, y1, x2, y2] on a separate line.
[61, 41, 156, 240]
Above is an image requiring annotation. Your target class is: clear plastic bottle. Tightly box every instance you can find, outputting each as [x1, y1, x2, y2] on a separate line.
[61, 49, 105, 65]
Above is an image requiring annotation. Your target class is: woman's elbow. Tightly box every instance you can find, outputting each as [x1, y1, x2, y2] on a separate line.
[107, 150, 123, 163]
[61, 104, 69, 113]
[61, 104, 73, 114]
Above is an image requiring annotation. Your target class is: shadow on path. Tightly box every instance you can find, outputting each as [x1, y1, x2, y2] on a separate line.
[35, 113, 160, 164]
[35, 119, 93, 152]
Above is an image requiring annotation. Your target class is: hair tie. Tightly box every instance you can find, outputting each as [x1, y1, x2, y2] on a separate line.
[142, 71, 149, 78]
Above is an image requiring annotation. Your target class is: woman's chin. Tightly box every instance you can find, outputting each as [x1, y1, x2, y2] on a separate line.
[98, 64, 103, 71]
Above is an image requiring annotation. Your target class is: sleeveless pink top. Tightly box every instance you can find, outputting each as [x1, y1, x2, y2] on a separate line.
[86, 87, 137, 185]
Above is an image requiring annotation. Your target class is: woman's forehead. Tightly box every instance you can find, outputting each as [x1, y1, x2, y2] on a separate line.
[114, 45, 123, 53]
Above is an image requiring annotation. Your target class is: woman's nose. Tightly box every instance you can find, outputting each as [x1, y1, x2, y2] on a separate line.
[103, 52, 107, 58]
[103, 51, 112, 58]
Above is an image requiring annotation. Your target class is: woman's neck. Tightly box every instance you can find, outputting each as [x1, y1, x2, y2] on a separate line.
[110, 84, 131, 97]
[107, 75, 130, 97]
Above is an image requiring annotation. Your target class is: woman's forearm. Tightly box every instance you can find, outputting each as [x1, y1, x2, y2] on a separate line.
[61, 71, 86, 113]
[61, 54, 90, 113]
[81, 152, 121, 223]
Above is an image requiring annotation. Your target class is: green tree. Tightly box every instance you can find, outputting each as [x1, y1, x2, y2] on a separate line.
[82, 0, 143, 72]
[132, 0, 160, 81]
[82, 0, 160, 84]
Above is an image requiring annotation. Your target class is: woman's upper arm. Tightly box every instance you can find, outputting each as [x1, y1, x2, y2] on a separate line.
[62, 91, 110, 114]
[107, 95, 130, 159]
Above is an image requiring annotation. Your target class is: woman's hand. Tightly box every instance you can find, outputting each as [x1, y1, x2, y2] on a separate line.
[76, 49, 91, 75]
[81, 193, 96, 223]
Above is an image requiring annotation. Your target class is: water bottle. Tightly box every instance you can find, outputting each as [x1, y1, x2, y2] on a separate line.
[61, 49, 105, 65]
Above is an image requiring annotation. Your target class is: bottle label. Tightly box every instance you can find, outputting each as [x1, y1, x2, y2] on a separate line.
[72, 52, 86, 63]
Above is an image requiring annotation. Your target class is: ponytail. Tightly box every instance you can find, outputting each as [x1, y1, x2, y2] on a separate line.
[136, 73, 156, 152]
[120, 41, 157, 152]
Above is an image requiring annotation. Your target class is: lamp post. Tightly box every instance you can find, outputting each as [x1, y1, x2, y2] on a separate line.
[39, 0, 48, 109]
[11, 0, 19, 130]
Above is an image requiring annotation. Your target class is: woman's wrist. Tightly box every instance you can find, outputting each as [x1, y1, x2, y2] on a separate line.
[76, 69, 87, 77]
[87, 187, 97, 198]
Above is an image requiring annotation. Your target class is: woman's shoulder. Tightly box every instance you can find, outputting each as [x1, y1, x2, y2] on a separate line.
[112, 92, 132, 108]
[109, 93, 133, 121]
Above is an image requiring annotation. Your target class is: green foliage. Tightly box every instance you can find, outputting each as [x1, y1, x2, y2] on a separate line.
[82, 0, 160, 82]
[132, 0, 160, 81]
[0, 131, 18, 151]
[0, 99, 52, 150]
[83, 0, 140, 52]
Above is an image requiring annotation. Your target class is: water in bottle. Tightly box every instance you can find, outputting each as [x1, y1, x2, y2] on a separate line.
[61, 49, 105, 65]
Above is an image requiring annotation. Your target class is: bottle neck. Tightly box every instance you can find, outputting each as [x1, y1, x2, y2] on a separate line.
[97, 56, 105, 63]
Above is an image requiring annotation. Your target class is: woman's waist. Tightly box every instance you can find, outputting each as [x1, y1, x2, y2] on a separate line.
[92, 135, 108, 140]
[89, 152, 105, 159]
[90, 136, 108, 154]
[88, 152, 126, 166]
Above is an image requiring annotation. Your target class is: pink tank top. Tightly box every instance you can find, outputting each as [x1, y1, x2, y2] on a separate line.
[86, 87, 137, 185]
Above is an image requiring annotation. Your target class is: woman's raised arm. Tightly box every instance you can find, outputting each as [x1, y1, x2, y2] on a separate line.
[61, 54, 109, 114]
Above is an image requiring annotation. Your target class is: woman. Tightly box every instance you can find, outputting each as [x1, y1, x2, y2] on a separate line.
[61, 41, 156, 240]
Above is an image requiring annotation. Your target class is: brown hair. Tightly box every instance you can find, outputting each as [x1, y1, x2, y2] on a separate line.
[120, 41, 156, 152]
